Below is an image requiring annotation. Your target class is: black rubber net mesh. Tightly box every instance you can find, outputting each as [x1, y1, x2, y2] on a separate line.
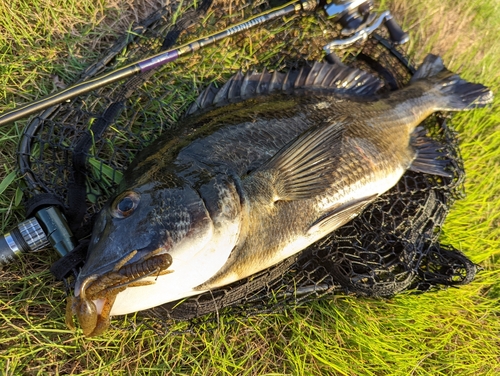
[17, 1, 477, 330]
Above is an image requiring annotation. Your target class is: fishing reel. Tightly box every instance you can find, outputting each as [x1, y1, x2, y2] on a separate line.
[322, 0, 409, 62]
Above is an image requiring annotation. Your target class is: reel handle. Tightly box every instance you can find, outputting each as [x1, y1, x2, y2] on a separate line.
[384, 14, 409, 44]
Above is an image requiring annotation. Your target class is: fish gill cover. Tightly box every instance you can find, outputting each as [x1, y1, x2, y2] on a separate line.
[17, 0, 476, 332]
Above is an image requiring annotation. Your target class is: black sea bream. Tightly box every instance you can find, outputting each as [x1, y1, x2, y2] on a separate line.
[67, 55, 493, 336]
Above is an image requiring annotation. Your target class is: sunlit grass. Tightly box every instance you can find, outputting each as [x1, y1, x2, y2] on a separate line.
[1, 0, 499, 374]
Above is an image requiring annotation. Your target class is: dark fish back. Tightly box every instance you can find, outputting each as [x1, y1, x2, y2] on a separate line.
[127, 62, 384, 184]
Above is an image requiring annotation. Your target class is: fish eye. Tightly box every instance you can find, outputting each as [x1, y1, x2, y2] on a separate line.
[111, 191, 140, 218]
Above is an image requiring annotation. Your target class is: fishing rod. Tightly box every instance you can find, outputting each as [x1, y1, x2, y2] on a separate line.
[0, 0, 409, 128]
[0, 0, 409, 267]
[0, 0, 317, 127]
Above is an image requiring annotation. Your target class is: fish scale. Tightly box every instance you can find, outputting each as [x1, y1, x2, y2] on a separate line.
[70, 55, 493, 336]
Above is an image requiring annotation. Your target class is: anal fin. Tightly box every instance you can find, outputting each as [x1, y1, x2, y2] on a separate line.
[409, 127, 453, 178]
[307, 194, 377, 235]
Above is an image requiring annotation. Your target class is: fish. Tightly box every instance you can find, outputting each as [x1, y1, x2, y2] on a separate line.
[66, 54, 493, 336]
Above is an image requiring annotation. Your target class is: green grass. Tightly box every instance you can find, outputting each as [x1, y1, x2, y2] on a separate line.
[1, 0, 499, 375]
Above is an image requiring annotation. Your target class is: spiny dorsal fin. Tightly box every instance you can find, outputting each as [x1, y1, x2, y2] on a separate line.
[185, 62, 383, 116]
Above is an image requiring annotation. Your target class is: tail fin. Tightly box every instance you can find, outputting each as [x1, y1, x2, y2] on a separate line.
[411, 54, 493, 111]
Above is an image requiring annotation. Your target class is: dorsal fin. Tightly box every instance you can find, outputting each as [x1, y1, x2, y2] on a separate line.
[185, 62, 383, 116]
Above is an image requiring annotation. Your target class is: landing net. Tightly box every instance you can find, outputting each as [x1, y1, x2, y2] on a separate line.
[17, 1, 476, 331]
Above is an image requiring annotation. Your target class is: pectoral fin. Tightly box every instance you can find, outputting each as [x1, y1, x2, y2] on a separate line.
[249, 121, 347, 202]
[307, 195, 377, 235]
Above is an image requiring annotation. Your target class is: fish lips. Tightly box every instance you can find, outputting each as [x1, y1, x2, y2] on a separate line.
[78, 211, 159, 283]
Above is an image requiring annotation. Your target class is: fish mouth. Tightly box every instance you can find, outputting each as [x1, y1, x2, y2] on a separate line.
[77, 247, 173, 300]
[76, 243, 170, 292]
[70, 248, 173, 336]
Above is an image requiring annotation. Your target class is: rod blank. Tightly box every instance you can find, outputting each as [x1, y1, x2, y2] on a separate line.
[0, 0, 317, 127]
